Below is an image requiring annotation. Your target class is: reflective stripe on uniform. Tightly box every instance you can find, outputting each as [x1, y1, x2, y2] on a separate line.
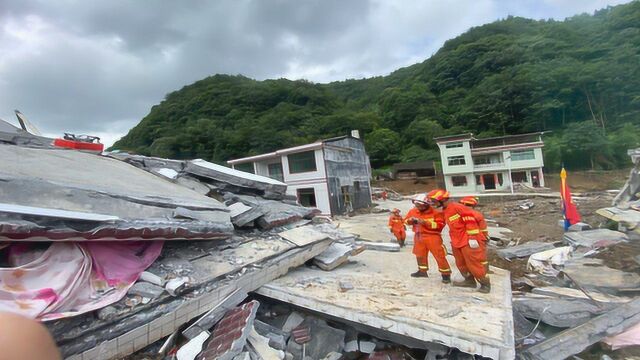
[439, 267, 451, 272]
[418, 265, 429, 270]
[467, 229, 480, 235]
[480, 261, 488, 265]
[449, 214, 461, 222]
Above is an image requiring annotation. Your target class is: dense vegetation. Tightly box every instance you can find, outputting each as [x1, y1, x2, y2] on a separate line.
[113, 1, 640, 171]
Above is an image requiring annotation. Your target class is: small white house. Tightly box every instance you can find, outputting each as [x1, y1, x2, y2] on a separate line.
[227, 133, 372, 215]
[435, 132, 546, 194]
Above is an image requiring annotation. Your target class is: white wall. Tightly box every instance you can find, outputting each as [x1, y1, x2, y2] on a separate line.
[444, 174, 476, 195]
[281, 149, 326, 182]
[439, 141, 474, 175]
[286, 182, 331, 215]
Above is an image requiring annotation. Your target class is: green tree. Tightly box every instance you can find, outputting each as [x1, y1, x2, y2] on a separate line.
[561, 122, 610, 170]
[364, 128, 402, 168]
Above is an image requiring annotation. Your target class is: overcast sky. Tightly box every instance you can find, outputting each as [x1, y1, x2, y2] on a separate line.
[0, 0, 630, 147]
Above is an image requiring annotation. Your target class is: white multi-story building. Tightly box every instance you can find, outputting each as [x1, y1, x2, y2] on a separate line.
[227, 133, 372, 216]
[435, 132, 546, 194]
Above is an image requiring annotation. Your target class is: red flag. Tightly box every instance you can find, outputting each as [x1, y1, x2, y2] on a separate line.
[560, 168, 581, 229]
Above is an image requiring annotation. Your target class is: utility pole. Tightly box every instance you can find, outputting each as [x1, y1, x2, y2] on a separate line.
[506, 154, 514, 194]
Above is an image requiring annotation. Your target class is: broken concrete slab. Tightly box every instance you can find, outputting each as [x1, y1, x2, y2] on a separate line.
[282, 311, 305, 333]
[127, 282, 165, 299]
[254, 320, 287, 351]
[531, 286, 629, 304]
[228, 202, 268, 228]
[182, 288, 248, 340]
[177, 331, 209, 360]
[258, 250, 515, 360]
[0, 144, 234, 241]
[522, 297, 640, 360]
[513, 295, 610, 327]
[226, 194, 318, 229]
[613, 148, 640, 207]
[496, 241, 555, 260]
[597, 207, 640, 235]
[278, 226, 330, 247]
[359, 241, 400, 252]
[313, 243, 355, 271]
[562, 258, 640, 294]
[186, 159, 287, 198]
[199, 300, 259, 360]
[563, 229, 628, 249]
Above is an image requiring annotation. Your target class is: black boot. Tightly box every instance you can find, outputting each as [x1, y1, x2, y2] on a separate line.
[399, 240, 405, 248]
[453, 274, 477, 288]
[441, 274, 451, 284]
[478, 277, 491, 293]
[411, 270, 429, 278]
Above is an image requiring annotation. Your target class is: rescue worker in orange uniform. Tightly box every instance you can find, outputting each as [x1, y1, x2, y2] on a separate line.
[427, 190, 490, 293]
[388, 208, 406, 247]
[404, 194, 452, 283]
[460, 196, 490, 273]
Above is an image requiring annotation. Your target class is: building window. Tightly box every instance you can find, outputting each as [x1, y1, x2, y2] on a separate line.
[354, 181, 361, 191]
[297, 188, 317, 207]
[448, 156, 466, 166]
[451, 176, 468, 187]
[445, 142, 463, 149]
[512, 171, 528, 183]
[235, 162, 254, 174]
[475, 175, 481, 185]
[497, 173, 504, 185]
[473, 154, 502, 165]
[288, 151, 317, 173]
[511, 149, 535, 161]
[267, 163, 284, 182]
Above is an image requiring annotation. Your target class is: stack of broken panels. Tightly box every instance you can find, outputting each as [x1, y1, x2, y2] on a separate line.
[0, 122, 341, 359]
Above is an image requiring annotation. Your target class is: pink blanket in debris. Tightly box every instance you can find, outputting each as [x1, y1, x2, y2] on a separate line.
[0, 241, 163, 321]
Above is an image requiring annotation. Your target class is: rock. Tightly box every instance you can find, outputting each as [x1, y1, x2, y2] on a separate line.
[568, 222, 592, 232]
[232, 353, 251, 360]
[497, 241, 555, 260]
[282, 311, 305, 333]
[128, 281, 165, 299]
[339, 281, 354, 292]
[165, 277, 189, 296]
[284, 352, 294, 360]
[247, 327, 285, 360]
[344, 340, 358, 352]
[254, 320, 288, 351]
[359, 340, 376, 353]
[139, 271, 164, 286]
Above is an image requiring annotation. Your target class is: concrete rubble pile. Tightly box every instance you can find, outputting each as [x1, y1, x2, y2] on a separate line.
[0, 129, 357, 360]
[510, 153, 640, 360]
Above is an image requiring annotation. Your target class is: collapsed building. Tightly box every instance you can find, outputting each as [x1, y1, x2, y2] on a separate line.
[0, 120, 520, 360]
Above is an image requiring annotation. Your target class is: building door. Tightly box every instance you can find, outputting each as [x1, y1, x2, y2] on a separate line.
[531, 170, 540, 187]
[482, 174, 496, 190]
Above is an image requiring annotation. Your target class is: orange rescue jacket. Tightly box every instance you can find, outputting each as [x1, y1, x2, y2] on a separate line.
[443, 202, 481, 248]
[388, 214, 406, 232]
[404, 207, 445, 238]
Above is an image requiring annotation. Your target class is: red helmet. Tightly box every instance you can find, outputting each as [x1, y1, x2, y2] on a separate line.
[427, 189, 450, 202]
[460, 196, 479, 207]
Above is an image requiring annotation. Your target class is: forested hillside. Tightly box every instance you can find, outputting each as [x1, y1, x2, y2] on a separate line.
[113, 1, 640, 170]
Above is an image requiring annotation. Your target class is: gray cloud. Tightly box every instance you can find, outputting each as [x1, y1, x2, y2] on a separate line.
[0, 0, 630, 146]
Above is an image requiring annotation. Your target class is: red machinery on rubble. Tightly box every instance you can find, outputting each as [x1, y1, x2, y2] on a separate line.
[53, 133, 104, 152]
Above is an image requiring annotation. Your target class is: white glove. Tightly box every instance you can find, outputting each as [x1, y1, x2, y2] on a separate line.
[468, 239, 479, 249]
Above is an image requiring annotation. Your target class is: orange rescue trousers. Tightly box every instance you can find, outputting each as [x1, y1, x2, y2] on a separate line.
[452, 241, 488, 280]
[392, 228, 406, 245]
[413, 234, 451, 274]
